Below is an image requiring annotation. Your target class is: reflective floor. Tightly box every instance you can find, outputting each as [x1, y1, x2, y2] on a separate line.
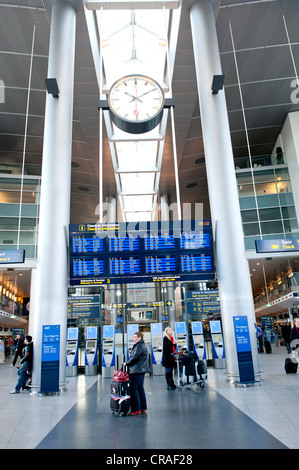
[1, 346, 299, 450]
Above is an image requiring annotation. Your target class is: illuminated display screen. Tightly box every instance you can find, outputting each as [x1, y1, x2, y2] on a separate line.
[180, 233, 211, 250]
[109, 256, 141, 275]
[180, 253, 213, 273]
[71, 258, 105, 277]
[71, 235, 104, 253]
[144, 234, 175, 251]
[69, 220, 214, 285]
[108, 236, 140, 252]
[145, 254, 177, 274]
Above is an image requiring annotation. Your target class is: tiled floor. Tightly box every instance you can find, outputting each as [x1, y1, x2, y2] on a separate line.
[1, 345, 298, 449]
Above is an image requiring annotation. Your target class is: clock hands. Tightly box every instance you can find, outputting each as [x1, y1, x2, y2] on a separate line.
[128, 87, 157, 103]
[124, 91, 142, 103]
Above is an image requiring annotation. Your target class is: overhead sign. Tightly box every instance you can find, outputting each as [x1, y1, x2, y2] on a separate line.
[0, 249, 25, 264]
[69, 219, 214, 286]
[255, 238, 299, 253]
[67, 295, 100, 319]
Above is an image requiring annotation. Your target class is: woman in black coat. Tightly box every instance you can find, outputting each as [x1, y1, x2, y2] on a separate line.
[162, 327, 177, 390]
[125, 331, 150, 415]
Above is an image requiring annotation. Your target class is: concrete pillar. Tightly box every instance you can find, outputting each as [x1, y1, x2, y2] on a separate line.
[31, 0, 77, 391]
[189, 0, 260, 380]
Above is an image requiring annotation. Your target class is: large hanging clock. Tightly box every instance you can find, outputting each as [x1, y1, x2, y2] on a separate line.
[108, 74, 165, 134]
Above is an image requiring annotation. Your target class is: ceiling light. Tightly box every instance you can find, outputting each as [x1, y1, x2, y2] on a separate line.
[186, 183, 197, 189]
[78, 187, 89, 192]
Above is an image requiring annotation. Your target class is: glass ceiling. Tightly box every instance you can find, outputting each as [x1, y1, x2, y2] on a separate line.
[95, 7, 174, 222]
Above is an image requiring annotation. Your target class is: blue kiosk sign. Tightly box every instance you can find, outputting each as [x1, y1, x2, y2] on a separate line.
[40, 325, 60, 394]
[233, 316, 257, 385]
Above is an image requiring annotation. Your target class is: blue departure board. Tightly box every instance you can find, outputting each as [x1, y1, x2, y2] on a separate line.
[180, 233, 211, 250]
[145, 254, 177, 274]
[71, 235, 104, 253]
[180, 253, 212, 273]
[109, 256, 141, 275]
[69, 220, 214, 285]
[108, 236, 140, 252]
[144, 234, 175, 251]
[71, 257, 105, 277]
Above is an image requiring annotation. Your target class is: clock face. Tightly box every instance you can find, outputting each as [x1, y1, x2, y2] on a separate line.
[108, 75, 165, 134]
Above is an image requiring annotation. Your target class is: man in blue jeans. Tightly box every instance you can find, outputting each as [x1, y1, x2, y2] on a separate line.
[10, 335, 33, 394]
[124, 332, 150, 415]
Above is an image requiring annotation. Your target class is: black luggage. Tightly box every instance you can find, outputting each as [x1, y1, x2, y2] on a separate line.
[264, 340, 272, 354]
[110, 366, 131, 415]
[197, 360, 207, 380]
[285, 357, 298, 374]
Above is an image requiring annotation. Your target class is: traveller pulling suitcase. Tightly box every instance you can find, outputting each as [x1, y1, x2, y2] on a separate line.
[110, 365, 131, 416]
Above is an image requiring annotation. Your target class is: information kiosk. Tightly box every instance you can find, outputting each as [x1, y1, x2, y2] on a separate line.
[85, 326, 98, 376]
[127, 324, 139, 361]
[66, 327, 79, 377]
[174, 322, 188, 351]
[150, 322, 163, 375]
[102, 325, 115, 378]
[209, 320, 225, 368]
[191, 321, 206, 362]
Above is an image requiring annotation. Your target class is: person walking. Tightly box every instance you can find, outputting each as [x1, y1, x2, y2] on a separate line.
[10, 334, 24, 367]
[290, 317, 299, 353]
[10, 335, 33, 394]
[162, 326, 177, 390]
[124, 332, 150, 416]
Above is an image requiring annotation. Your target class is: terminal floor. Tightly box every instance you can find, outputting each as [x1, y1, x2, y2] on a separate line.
[1, 346, 299, 450]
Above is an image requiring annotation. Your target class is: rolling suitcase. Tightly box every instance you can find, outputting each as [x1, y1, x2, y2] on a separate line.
[196, 360, 207, 388]
[264, 340, 272, 354]
[110, 365, 131, 416]
[285, 357, 298, 374]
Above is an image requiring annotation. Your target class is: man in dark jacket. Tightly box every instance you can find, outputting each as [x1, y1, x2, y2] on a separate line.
[10, 335, 33, 394]
[10, 334, 24, 367]
[124, 332, 149, 416]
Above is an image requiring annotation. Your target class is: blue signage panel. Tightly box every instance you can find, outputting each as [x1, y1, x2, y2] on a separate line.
[40, 325, 60, 393]
[233, 316, 255, 384]
[69, 220, 214, 285]
[255, 238, 299, 253]
[0, 249, 25, 264]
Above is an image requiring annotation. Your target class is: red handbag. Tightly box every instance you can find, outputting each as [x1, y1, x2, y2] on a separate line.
[113, 366, 129, 383]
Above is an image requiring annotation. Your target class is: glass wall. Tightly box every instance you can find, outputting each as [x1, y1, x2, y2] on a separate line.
[0, 175, 41, 258]
[236, 165, 299, 250]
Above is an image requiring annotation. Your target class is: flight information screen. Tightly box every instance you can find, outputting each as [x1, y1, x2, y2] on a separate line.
[144, 234, 175, 251]
[69, 220, 214, 285]
[145, 254, 177, 274]
[108, 256, 141, 276]
[71, 235, 104, 254]
[108, 236, 140, 252]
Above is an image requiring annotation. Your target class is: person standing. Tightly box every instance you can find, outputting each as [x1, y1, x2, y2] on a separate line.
[10, 334, 24, 367]
[124, 332, 150, 416]
[290, 317, 299, 353]
[162, 326, 177, 390]
[10, 335, 33, 394]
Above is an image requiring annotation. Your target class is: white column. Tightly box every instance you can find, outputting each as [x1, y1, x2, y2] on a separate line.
[31, 0, 77, 390]
[189, 0, 260, 380]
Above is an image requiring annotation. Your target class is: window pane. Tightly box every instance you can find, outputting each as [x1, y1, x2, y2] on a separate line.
[236, 172, 253, 185]
[261, 220, 283, 235]
[253, 169, 274, 182]
[259, 207, 281, 221]
[275, 168, 290, 180]
[284, 219, 299, 232]
[243, 223, 260, 236]
[255, 182, 277, 195]
[241, 210, 258, 223]
[238, 184, 254, 197]
[282, 206, 297, 219]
